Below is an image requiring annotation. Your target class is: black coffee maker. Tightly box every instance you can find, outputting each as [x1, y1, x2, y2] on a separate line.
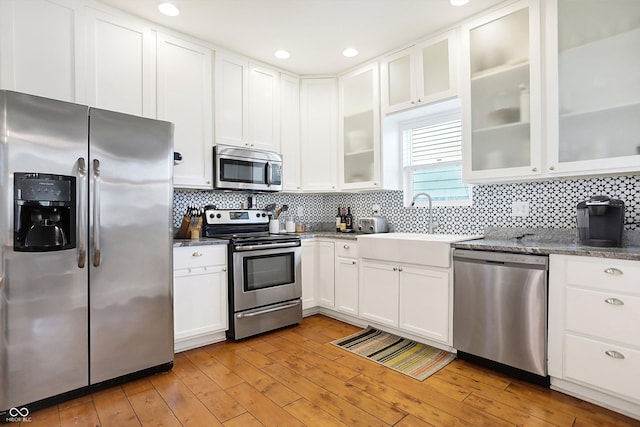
[576, 195, 625, 247]
[14, 173, 76, 252]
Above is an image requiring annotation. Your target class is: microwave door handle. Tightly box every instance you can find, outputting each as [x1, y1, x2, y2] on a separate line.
[266, 161, 272, 187]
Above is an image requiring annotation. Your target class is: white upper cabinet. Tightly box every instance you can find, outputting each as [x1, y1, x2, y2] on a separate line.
[248, 64, 280, 152]
[214, 52, 280, 152]
[157, 33, 213, 189]
[381, 30, 458, 115]
[0, 0, 81, 103]
[85, 8, 156, 117]
[215, 52, 248, 147]
[300, 78, 338, 192]
[461, 0, 542, 183]
[280, 73, 302, 192]
[545, 0, 640, 176]
[338, 63, 381, 190]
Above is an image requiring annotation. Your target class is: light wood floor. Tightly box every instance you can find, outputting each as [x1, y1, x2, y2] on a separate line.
[19, 314, 640, 426]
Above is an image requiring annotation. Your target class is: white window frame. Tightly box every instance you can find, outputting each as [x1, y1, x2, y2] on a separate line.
[401, 103, 472, 208]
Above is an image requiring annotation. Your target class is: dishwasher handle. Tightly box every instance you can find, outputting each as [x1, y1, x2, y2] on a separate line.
[453, 249, 548, 269]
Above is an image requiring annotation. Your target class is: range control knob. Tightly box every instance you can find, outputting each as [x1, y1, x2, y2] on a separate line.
[261, 213, 266, 217]
[256, 213, 261, 218]
[209, 213, 214, 219]
[216, 213, 222, 219]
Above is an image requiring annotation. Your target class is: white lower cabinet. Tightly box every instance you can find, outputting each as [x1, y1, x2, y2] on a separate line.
[317, 241, 336, 308]
[173, 245, 227, 352]
[359, 259, 399, 327]
[359, 258, 451, 344]
[549, 254, 640, 418]
[335, 242, 359, 316]
[301, 240, 317, 310]
[399, 267, 449, 343]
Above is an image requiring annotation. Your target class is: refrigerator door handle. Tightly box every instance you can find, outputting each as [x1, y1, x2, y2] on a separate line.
[77, 157, 87, 268]
[92, 159, 101, 267]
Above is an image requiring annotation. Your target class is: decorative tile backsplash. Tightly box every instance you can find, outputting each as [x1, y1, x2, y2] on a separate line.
[174, 174, 639, 234]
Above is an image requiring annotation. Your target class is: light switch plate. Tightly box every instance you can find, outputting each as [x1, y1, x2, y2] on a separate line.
[372, 204, 381, 214]
[511, 201, 530, 217]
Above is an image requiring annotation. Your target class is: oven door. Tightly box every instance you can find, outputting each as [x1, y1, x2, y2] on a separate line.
[232, 245, 301, 312]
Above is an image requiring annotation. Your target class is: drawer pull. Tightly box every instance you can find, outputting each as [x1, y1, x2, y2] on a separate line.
[604, 298, 624, 306]
[604, 267, 623, 275]
[605, 350, 625, 360]
[192, 252, 203, 257]
[351, 261, 356, 265]
[343, 244, 350, 249]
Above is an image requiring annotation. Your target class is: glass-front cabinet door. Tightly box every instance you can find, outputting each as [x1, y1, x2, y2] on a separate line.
[339, 63, 380, 190]
[546, 0, 640, 175]
[461, 0, 542, 182]
[381, 30, 457, 115]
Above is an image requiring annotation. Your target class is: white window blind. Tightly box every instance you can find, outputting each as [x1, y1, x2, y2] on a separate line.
[401, 104, 472, 206]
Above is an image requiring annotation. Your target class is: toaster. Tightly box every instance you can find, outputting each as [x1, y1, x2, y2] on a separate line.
[357, 216, 389, 234]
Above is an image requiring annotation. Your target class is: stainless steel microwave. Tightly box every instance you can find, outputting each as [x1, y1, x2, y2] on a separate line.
[213, 144, 283, 192]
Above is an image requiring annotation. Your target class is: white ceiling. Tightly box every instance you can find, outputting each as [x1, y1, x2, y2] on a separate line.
[98, 0, 508, 75]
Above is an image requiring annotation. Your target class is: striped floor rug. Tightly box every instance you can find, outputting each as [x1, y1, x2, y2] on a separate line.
[332, 326, 456, 381]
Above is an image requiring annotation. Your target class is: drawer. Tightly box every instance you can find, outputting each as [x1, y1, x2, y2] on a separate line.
[566, 287, 640, 346]
[174, 245, 226, 270]
[565, 256, 640, 295]
[335, 241, 358, 258]
[565, 334, 640, 404]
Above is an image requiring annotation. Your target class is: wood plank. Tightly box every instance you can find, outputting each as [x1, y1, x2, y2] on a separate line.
[18, 403, 60, 427]
[269, 349, 407, 425]
[463, 392, 565, 427]
[222, 412, 264, 427]
[394, 414, 437, 427]
[445, 360, 512, 390]
[434, 369, 577, 426]
[121, 377, 155, 397]
[58, 401, 100, 427]
[126, 387, 182, 427]
[183, 348, 244, 389]
[349, 373, 513, 427]
[148, 370, 223, 426]
[262, 362, 391, 427]
[91, 387, 141, 427]
[283, 398, 350, 427]
[171, 353, 246, 422]
[225, 382, 304, 427]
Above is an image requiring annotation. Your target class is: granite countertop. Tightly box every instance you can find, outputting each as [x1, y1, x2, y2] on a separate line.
[173, 237, 228, 247]
[452, 228, 640, 261]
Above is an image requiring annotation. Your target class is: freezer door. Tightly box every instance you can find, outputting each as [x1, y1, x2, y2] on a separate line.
[0, 91, 89, 410]
[88, 108, 174, 384]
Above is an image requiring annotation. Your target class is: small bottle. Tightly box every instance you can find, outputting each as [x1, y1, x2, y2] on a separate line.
[335, 207, 342, 232]
[345, 207, 353, 231]
[339, 208, 347, 232]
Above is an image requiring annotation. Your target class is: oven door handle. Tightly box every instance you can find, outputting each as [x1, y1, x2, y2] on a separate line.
[237, 300, 301, 318]
[234, 241, 300, 251]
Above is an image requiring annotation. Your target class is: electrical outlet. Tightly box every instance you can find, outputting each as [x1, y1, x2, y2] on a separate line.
[511, 201, 530, 217]
[297, 206, 304, 217]
[372, 204, 381, 214]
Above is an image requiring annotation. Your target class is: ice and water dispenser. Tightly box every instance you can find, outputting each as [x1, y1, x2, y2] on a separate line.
[14, 173, 76, 251]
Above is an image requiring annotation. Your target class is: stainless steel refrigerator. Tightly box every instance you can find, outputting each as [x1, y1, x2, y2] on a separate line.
[0, 90, 174, 415]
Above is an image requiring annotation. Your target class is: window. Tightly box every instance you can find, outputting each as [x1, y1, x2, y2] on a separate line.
[401, 100, 472, 207]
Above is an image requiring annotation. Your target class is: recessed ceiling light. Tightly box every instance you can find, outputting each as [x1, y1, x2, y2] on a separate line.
[274, 50, 290, 59]
[342, 48, 359, 58]
[158, 2, 180, 17]
[450, 0, 469, 6]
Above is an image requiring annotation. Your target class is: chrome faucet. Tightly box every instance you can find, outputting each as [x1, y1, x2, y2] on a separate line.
[410, 192, 434, 234]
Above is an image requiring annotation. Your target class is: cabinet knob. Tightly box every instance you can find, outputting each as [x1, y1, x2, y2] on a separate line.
[344, 244, 350, 249]
[398, 267, 403, 272]
[352, 261, 356, 265]
[604, 267, 623, 275]
[192, 252, 203, 257]
[222, 268, 227, 272]
[549, 166, 555, 171]
[604, 297, 624, 306]
[393, 267, 398, 271]
[605, 350, 625, 360]
[532, 167, 537, 172]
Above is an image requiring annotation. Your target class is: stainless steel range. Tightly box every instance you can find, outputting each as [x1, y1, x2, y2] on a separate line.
[203, 208, 302, 340]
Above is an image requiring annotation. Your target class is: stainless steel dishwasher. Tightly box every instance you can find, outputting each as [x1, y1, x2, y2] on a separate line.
[453, 249, 549, 381]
